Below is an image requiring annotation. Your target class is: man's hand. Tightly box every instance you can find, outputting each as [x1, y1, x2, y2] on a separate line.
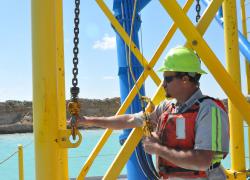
[76, 116, 89, 127]
[142, 132, 161, 155]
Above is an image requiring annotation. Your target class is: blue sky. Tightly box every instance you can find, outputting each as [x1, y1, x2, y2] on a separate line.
[0, 0, 249, 102]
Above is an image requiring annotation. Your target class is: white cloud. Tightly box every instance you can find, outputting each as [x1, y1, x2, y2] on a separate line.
[93, 34, 116, 50]
[103, 76, 117, 80]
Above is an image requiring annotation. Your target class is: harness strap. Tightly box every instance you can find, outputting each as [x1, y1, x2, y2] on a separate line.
[197, 96, 227, 112]
[159, 166, 200, 175]
[197, 96, 215, 103]
[159, 162, 220, 174]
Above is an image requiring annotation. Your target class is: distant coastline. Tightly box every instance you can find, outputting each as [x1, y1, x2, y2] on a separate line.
[1, 96, 250, 134]
[0, 98, 120, 134]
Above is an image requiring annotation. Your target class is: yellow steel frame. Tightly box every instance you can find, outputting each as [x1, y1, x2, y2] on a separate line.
[32, 0, 250, 179]
[32, 0, 69, 179]
[223, 0, 245, 176]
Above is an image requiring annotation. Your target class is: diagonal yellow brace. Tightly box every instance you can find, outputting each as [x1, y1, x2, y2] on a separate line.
[159, 0, 250, 125]
[148, 0, 194, 68]
[103, 85, 164, 180]
[77, 1, 195, 178]
[95, 0, 161, 86]
[103, 1, 224, 179]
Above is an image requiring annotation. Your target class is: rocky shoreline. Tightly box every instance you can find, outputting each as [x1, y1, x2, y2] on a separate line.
[1, 96, 249, 134]
[0, 98, 120, 134]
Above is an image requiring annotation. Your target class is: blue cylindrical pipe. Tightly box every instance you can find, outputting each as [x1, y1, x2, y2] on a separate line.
[113, 0, 151, 179]
[201, 0, 250, 62]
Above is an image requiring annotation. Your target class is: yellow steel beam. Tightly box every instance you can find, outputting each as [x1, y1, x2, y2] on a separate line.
[55, 0, 69, 177]
[77, 129, 112, 179]
[103, 0, 224, 179]
[191, 0, 224, 41]
[149, 0, 194, 67]
[104, 128, 144, 179]
[223, 0, 246, 174]
[159, 0, 250, 125]
[32, 0, 68, 179]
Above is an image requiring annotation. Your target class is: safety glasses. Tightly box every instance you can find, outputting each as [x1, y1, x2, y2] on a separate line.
[163, 75, 178, 83]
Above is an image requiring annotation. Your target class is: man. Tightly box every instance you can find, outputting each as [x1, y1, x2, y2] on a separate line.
[78, 46, 229, 179]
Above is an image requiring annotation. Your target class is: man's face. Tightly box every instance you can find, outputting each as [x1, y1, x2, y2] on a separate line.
[162, 71, 182, 98]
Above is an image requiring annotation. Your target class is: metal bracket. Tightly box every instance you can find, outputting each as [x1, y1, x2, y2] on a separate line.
[225, 169, 247, 179]
[56, 129, 82, 148]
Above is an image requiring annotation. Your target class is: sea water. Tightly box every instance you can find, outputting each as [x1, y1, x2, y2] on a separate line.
[0, 130, 126, 180]
[0, 128, 249, 180]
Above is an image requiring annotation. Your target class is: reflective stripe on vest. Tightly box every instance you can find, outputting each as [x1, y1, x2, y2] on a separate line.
[212, 106, 222, 152]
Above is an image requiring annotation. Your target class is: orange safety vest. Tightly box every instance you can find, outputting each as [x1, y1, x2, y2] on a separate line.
[156, 97, 227, 179]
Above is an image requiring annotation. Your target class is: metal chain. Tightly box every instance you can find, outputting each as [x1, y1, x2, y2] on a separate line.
[68, 0, 80, 140]
[195, 0, 201, 22]
[71, 0, 80, 100]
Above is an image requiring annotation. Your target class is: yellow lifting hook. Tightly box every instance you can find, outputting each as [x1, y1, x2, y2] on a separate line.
[68, 101, 80, 140]
[141, 96, 155, 137]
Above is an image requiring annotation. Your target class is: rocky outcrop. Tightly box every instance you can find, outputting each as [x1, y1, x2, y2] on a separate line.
[0, 98, 121, 134]
[1, 96, 249, 134]
[0, 101, 33, 134]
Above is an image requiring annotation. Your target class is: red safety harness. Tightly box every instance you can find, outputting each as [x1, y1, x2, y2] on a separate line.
[156, 96, 227, 179]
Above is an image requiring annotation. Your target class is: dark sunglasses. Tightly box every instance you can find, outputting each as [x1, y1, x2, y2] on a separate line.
[163, 75, 178, 83]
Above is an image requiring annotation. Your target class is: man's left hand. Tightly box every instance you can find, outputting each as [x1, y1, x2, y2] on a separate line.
[142, 132, 161, 155]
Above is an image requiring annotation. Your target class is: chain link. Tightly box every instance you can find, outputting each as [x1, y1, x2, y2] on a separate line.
[71, 0, 80, 100]
[195, 0, 201, 22]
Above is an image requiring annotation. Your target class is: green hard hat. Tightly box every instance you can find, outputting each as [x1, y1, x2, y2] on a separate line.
[158, 46, 207, 74]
